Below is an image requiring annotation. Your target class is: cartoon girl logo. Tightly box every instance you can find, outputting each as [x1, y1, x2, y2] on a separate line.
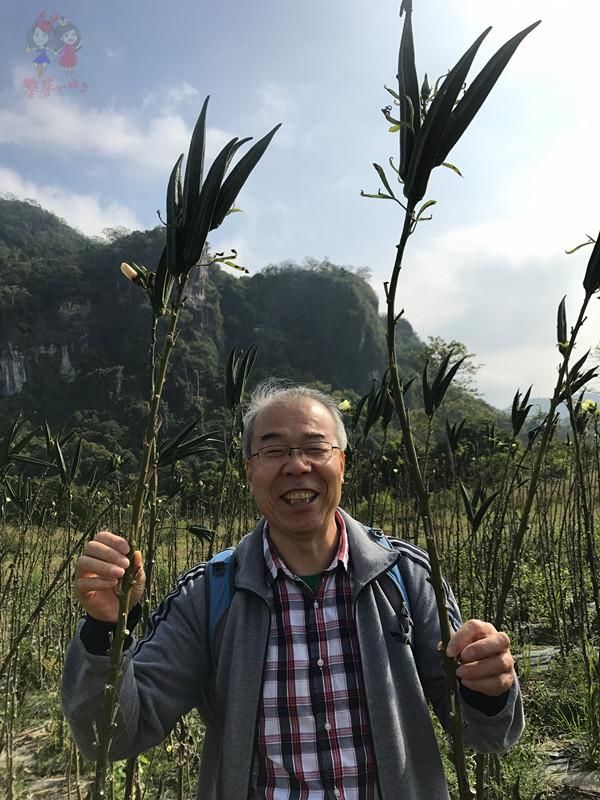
[54, 18, 82, 75]
[25, 11, 58, 78]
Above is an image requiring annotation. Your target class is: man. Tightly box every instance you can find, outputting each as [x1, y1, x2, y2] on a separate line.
[63, 383, 522, 800]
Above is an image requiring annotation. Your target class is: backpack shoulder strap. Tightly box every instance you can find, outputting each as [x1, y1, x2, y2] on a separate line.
[361, 523, 411, 616]
[373, 530, 411, 616]
[205, 546, 236, 668]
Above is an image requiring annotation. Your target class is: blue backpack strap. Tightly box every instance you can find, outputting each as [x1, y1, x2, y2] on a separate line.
[361, 523, 411, 617]
[374, 531, 411, 617]
[205, 547, 236, 667]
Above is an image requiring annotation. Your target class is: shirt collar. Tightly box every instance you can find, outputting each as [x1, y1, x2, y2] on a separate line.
[263, 509, 350, 585]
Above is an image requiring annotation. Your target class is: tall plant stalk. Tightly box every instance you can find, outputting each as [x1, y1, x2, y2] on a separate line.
[88, 98, 279, 799]
[367, 3, 540, 795]
[494, 292, 597, 629]
[385, 206, 473, 797]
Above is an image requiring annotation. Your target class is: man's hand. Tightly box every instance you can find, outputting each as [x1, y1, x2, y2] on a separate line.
[74, 531, 146, 623]
[446, 619, 515, 697]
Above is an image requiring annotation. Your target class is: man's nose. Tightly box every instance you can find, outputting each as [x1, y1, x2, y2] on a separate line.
[283, 448, 312, 472]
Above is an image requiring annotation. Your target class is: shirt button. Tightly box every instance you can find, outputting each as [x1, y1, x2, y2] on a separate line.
[324, 721, 332, 731]
[313, 600, 319, 609]
[317, 658, 324, 667]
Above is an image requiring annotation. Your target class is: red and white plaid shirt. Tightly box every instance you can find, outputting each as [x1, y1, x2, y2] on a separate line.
[250, 512, 377, 800]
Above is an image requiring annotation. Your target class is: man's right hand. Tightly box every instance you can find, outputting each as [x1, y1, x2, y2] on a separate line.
[74, 531, 146, 623]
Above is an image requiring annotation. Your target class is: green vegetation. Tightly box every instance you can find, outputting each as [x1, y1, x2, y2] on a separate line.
[1, 3, 599, 796]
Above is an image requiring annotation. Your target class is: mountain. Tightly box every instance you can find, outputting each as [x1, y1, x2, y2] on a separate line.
[0, 198, 502, 472]
[0, 201, 387, 457]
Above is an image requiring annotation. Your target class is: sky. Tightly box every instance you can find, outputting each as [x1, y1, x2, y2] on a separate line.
[2, 0, 600, 408]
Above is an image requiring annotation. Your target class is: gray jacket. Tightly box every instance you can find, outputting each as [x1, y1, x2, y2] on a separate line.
[62, 510, 523, 799]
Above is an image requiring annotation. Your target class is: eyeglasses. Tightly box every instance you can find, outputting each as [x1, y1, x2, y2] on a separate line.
[250, 442, 341, 463]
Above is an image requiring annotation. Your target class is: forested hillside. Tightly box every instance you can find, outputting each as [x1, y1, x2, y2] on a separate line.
[0, 198, 500, 468]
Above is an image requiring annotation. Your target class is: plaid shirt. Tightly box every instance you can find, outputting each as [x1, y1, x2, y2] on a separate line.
[250, 513, 377, 800]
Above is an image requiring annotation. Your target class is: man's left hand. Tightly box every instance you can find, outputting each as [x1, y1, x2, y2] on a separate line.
[446, 619, 515, 697]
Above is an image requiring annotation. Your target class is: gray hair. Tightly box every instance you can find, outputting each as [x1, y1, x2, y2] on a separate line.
[242, 380, 348, 458]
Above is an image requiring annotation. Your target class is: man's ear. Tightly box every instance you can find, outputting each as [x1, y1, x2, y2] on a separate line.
[340, 450, 345, 482]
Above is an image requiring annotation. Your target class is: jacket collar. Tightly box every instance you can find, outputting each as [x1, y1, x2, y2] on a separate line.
[234, 508, 399, 602]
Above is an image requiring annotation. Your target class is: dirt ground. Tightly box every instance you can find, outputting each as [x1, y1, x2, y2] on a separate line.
[2, 724, 600, 799]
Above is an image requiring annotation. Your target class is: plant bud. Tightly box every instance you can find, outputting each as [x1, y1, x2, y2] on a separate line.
[120, 263, 138, 283]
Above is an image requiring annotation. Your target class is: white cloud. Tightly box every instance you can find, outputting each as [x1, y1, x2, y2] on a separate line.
[3, 71, 233, 173]
[0, 165, 142, 236]
[104, 47, 122, 61]
[167, 81, 198, 107]
[142, 81, 199, 114]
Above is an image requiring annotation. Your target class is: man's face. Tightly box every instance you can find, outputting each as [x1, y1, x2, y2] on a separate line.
[245, 398, 345, 544]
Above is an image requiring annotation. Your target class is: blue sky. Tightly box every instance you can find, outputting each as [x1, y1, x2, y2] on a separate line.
[2, 0, 600, 407]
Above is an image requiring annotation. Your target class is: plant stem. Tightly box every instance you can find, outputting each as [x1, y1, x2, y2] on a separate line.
[90, 283, 185, 800]
[494, 294, 591, 629]
[385, 205, 474, 799]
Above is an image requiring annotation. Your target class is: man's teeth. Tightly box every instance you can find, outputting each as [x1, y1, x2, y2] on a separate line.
[284, 491, 316, 504]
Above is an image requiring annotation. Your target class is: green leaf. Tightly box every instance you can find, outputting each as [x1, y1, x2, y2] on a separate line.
[384, 84, 401, 101]
[159, 417, 202, 464]
[234, 344, 258, 408]
[472, 489, 500, 532]
[363, 380, 380, 438]
[181, 96, 209, 230]
[220, 259, 249, 273]
[388, 157, 402, 177]
[210, 124, 281, 231]
[54, 439, 68, 486]
[188, 525, 215, 543]
[422, 360, 434, 417]
[373, 163, 396, 199]
[414, 199, 437, 223]
[152, 247, 174, 316]
[68, 438, 83, 484]
[440, 161, 463, 177]
[1, 416, 25, 468]
[225, 346, 238, 410]
[351, 393, 368, 433]
[446, 418, 466, 454]
[458, 480, 475, 525]
[404, 27, 491, 203]
[10, 455, 57, 470]
[434, 21, 541, 167]
[565, 236, 594, 255]
[360, 190, 395, 201]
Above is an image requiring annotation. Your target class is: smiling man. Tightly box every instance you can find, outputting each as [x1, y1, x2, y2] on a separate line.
[63, 382, 523, 800]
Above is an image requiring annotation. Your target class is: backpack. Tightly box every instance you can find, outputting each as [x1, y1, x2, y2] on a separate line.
[204, 525, 412, 667]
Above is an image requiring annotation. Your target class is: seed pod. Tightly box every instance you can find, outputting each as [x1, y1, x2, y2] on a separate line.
[583, 231, 600, 296]
[166, 154, 184, 272]
[557, 296, 568, 353]
[434, 21, 541, 167]
[511, 386, 532, 438]
[181, 96, 209, 231]
[180, 137, 241, 271]
[404, 28, 491, 203]
[397, 0, 421, 180]
[211, 124, 281, 230]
